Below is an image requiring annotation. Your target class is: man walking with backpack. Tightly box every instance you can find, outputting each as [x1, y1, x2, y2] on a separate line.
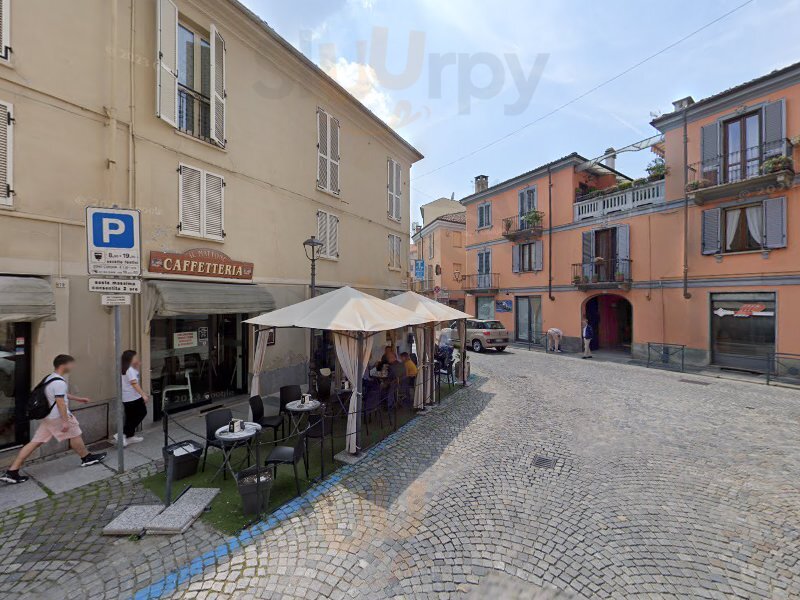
[1, 354, 106, 484]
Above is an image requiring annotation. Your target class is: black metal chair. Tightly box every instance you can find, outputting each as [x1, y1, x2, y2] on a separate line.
[362, 381, 385, 437]
[201, 408, 232, 476]
[304, 408, 333, 478]
[315, 374, 332, 404]
[264, 432, 306, 496]
[249, 395, 286, 445]
[436, 355, 456, 389]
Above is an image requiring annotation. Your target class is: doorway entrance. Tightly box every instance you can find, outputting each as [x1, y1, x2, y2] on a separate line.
[584, 294, 632, 352]
[0, 323, 32, 450]
[515, 296, 542, 344]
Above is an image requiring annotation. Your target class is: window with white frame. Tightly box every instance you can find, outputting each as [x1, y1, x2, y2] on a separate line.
[0, 100, 14, 207]
[157, 0, 226, 147]
[316, 210, 339, 259]
[0, 0, 11, 62]
[388, 234, 402, 270]
[478, 203, 491, 228]
[387, 158, 402, 221]
[317, 108, 340, 195]
[178, 164, 224, 240]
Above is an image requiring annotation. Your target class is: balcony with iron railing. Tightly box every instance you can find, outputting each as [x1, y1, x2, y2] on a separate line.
[178, 84, 212, 144]
[686, 139, 794, 204]
[501, 211, 544, 241]
[574, 178, 665, 221]
[571, 258, 632, 290]
[461, 273, 499, 292]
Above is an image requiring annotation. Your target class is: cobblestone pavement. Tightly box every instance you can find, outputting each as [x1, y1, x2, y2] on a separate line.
[3, 349, 800, 599]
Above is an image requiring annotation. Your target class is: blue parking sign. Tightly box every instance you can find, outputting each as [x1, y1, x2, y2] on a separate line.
[86, 207, 141, 276]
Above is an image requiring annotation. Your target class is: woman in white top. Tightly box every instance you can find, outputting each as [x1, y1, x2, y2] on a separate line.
[117, 350, 148, 446]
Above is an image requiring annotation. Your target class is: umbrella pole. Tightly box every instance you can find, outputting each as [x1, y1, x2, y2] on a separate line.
[460, 319, 467, 386]
[354, 332, 364, 454]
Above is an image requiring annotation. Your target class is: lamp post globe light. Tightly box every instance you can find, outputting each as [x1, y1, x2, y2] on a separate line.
[303, 235, 324, 389]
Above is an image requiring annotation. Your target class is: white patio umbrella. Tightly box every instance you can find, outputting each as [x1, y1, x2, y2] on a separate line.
[386, 292, 473, 404]
[245, 286, 429, 454]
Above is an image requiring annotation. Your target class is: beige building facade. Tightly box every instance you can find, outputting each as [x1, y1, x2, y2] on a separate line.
[0, 0, 421, 458]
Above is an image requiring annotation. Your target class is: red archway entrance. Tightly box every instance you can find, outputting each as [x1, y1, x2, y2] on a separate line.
[584, 294, 632, 352]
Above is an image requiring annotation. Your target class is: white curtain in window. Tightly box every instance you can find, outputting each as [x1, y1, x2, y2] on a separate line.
[745, 205, 763, 247]
[334, 332, 372, 454]
[725, 208, 741, 250]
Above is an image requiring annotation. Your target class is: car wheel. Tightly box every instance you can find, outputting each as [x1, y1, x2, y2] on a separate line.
[495, 346, 506, 352]
[471, 339, 484, 353]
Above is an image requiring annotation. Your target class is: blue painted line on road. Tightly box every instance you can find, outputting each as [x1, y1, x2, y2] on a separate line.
[131, 409, 445, 600]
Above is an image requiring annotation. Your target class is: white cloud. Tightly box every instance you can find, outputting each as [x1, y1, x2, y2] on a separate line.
[324, 57, 399, 127]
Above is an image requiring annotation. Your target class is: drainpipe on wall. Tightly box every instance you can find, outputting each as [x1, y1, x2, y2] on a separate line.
[548, 166, 554, 302]
[682, 110, 692, 300]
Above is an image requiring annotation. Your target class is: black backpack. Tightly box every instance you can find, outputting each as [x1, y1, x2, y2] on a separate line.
[27, 376, 64, 420]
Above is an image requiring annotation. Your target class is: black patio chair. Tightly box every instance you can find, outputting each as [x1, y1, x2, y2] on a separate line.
[264, 432, 306, 496]
[304, 407, 333, 478]
[362, 381, 385, 437]
[201, 408, 232, 475]
[249, 395, 286, 445]
[315, 374, 332, 404]
[436, 355, 455, 390]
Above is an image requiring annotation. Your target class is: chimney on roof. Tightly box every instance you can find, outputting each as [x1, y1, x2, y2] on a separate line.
[603, 147, 617, 172]
[474, 175, 488, 194]
[413, 222, 421, 234]
[672, 96, 695, 111]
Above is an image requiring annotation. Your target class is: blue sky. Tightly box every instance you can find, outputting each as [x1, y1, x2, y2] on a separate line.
[240, 0, 800, 226]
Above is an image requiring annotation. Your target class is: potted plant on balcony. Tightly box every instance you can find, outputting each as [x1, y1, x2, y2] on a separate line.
[572, 274, 582, 286]
[615, 271, 625, 282]
[685, 179, 712, 192]
[617, 181, 633, 191]
[645, 157, 668, 182]
[521, 210, 544, 228]
[581, 275, 589, 284]
[502, 217, 514, 235]
[761, 155, 794, 175]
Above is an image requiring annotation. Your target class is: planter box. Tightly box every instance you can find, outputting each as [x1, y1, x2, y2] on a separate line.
[237, 466, 273, 515]
[163, 440, 203, 481]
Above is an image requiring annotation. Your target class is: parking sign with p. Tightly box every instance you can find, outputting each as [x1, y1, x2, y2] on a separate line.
[86, 207, 141, 276]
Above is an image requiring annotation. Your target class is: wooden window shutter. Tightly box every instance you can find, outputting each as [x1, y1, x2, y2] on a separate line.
[700, 123, 720, 184]
[512, 245, 520, 273]
[763, 197, 787, 249]
[0, 101, 13, 206]
[533, 240, 544, 271]
[179, 164, 202, 236]
[327, 213, 339, 258]
[317, 110, 329, 190]
[317, 210, 329, 256]
[209, 25, 227, 147]
[156, 0, 179, 128]
[701, 208, 721, 255]
[204, 172, 225, 240]
[0, 0, 11, 60]
[328, 115, 340, 195]
[762, 100, 786, 158]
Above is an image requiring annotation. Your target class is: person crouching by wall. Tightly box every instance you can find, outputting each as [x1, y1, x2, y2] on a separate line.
[115, 350, 148, 446]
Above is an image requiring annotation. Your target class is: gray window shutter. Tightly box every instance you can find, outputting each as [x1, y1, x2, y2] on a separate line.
[533, 240, 544, 271]
[210, 25, 227, 147]
[0, 0, 11, 60]
[582, 230, 594, 277]
[156, 0, 178, 128]
[317, 110, 329, 190]
[701, 208, 721, 255]
[329, 116, 340, 195]
[763, 197, 786, 249]
[328, 214, 339, 258]
[0, 101, 13, 206]
[317, 210, 329, 255]
[204, 172, 224, 240]
[518, 190, 525, 217]
[529, 187, 538, 210]
[701, 123, 720, 184]
[512, 245, 520, 273]
[762, 100, 786, 158]
[616, 224, 630, 261]
[179, 164, 202, 237]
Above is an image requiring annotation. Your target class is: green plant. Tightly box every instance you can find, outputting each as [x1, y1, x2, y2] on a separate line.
[646, 157, 668, 180]
[761, 155, 794, 174]
[572, 275, 582, 285]
[618, 181, 633, 191]
[615, 271, 625, 282]
[685, 179, 712, 192]
[521, 210, 544, 227]
[632, 178, 647, 186]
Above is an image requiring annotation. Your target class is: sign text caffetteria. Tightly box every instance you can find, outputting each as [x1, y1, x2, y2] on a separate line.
[148, 249, 254, 280]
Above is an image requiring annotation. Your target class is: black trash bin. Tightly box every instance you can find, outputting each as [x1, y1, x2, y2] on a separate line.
[163, 440, 203, 481]
[236, 466, 273, 515]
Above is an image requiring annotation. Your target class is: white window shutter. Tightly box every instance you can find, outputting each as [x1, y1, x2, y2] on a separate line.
[0, 101, 12, 206]
[156, 0, 178, 128]
[179, 164, 202, 236]
[327, 214, 339, 258]
[209, 25, 226, 147]
[317, 210, 329, 256]
[0, 0, 11, 61]
[393, 161, 402, 220]
[388, 235, 393, 267]
[387, 159, 394, 217]
[317, 110, 329, 190]
[204, 172, 225, 240]
[329, 115, 340, 195]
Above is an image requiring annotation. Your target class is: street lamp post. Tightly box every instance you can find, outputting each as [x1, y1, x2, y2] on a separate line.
[303, 235, 324, 391]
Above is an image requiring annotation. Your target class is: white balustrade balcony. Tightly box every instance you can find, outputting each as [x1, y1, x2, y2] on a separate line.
[574, 179, 665, 221]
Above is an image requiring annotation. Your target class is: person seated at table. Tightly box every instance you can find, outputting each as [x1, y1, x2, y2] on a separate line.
[400, 352, 418, 378]
[373, 346, 394, 373]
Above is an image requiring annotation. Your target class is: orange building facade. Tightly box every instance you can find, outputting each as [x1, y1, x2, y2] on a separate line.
[462, 63, 800, 371]
[411, 212, 467, 311]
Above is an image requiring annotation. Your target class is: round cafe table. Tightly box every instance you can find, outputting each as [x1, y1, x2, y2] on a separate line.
[213, 422, 262, 481]
[285, 399, 321, 436]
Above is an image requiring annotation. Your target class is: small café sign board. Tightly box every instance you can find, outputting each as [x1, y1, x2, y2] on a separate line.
[148, 248, 254, 280]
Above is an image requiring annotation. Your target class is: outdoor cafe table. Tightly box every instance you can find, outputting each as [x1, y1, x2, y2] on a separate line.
[213, 422, 262, 481]
[285, 399, 321, 436]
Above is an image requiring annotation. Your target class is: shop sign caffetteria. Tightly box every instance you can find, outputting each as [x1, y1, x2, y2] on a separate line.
[148, 248, 254, 280]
